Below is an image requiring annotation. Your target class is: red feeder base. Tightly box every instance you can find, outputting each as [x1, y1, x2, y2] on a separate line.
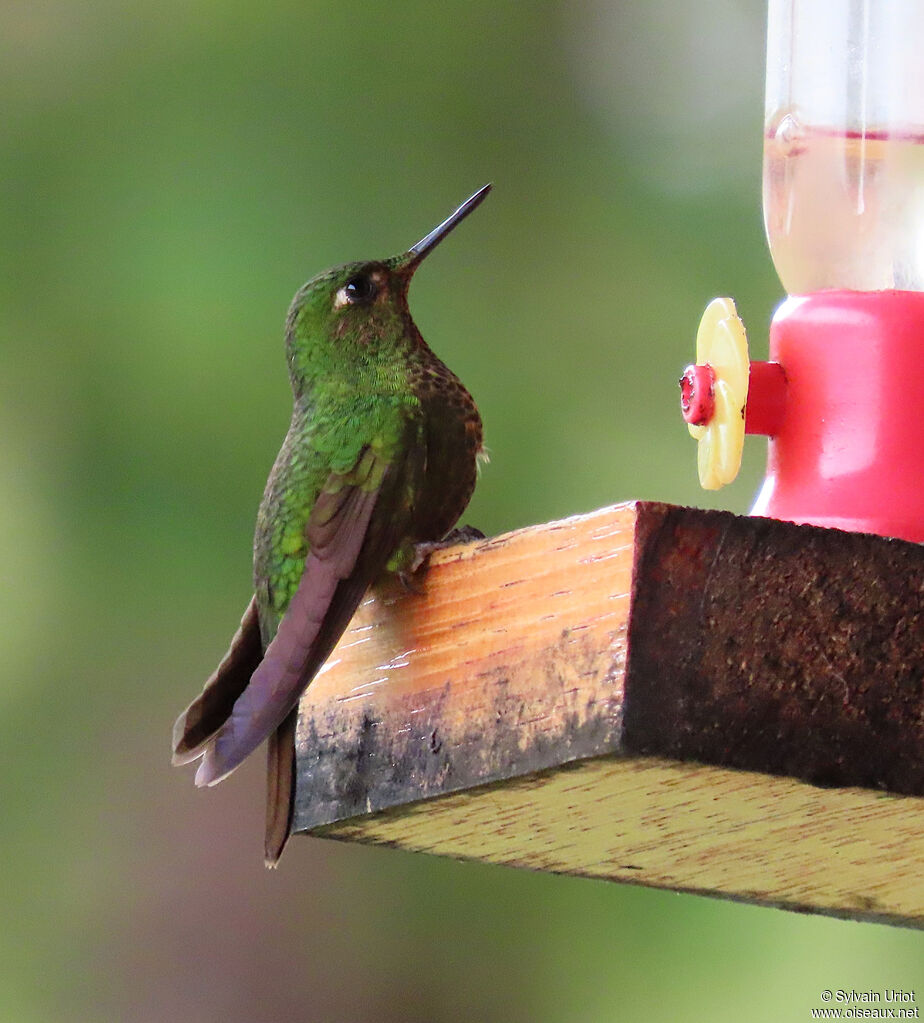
[752, 290, 924, 543]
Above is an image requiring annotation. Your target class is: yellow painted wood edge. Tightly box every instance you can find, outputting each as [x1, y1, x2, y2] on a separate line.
[317, 754, 924, 928]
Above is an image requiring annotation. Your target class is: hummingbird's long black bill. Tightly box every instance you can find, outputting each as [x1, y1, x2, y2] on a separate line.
[402, 183, 492, 271]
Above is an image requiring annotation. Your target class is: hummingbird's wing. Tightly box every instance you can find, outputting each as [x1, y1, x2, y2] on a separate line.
[191, 438, 421, 792]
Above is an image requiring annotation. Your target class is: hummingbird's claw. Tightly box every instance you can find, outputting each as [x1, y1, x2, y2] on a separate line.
[397, 567, 427, 595]
[399, 525, 487, 591]
[443, 523, 486, 544]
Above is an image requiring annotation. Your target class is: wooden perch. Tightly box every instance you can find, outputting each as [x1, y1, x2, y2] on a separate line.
[292, 501, 924, 928]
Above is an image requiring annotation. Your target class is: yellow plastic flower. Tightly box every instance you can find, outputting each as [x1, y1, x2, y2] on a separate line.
[687, 297, 749, 490]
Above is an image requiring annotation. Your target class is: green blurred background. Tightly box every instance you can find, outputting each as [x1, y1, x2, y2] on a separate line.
[1, 1, 921, 1020]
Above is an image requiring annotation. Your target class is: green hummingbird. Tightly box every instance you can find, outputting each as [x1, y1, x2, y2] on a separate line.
[172, 185, 490, 865]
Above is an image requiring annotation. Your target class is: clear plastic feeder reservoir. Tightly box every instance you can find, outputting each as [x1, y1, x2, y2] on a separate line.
[682, 0, 924, 543]
[764, 0, 924, 293]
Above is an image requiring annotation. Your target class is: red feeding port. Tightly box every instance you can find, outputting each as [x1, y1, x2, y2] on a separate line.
[680, 364, 715, 427]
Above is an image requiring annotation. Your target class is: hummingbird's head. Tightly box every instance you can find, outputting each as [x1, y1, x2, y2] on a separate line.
[283, 185, 491, 398]
[282, 259, 412, 398]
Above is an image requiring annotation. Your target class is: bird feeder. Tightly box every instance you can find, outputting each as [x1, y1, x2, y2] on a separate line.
[681, 0, 924, 543]
[278, 0, 924, 928]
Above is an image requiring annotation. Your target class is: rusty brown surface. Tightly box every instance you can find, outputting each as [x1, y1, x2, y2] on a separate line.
[623, 504, 924, 794]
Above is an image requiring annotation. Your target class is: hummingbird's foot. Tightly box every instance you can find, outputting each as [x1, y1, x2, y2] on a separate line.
[398, 525, 487, 591]
[410, 524, 486, 573]
[442, 524, 486, 545]
[397, 568, 426, 595]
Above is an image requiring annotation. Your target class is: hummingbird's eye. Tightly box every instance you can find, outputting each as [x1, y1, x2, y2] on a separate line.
[337, 273, 377, 307]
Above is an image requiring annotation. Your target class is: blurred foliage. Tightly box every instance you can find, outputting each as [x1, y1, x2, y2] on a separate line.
[1, 1, 921, 1020]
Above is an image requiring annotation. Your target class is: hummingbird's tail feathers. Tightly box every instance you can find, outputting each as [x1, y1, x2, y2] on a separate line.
[194, 446, 403, 788]
[172, 595, 263, 766]
[264, 709, 297, 867]
[192, 547, 345, 787]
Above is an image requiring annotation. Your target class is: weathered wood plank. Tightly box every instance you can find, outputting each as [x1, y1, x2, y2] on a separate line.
[318, 757, 924, 927]
[292, 501, 924, 925]
[294, 502, 637, 826]
[626, 504, 924, 793]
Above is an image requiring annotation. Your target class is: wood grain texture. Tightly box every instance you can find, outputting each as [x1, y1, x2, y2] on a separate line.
[318, 756, 924, 927]
[294, 503, 637, 827]
[292, 501, 924, 925]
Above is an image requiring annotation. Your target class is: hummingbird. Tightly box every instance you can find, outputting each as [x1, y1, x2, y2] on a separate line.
[172, 185, 490, 865]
